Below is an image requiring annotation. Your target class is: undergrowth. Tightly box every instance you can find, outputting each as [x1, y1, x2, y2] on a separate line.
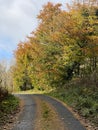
[0, 94, 19, 126]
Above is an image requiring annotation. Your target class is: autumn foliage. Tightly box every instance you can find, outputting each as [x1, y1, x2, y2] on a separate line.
[13, 0, 98, 91]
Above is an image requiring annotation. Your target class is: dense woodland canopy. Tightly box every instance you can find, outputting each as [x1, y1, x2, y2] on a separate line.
[10, 0, 98, 91]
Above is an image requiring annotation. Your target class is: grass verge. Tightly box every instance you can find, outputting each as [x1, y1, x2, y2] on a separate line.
[0, 94, 19, 127]
[46, 85, 98, 129]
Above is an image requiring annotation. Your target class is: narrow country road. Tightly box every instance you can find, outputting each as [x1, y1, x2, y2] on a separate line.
[12, 94, 36, 130]
[12, 94, 86, 130]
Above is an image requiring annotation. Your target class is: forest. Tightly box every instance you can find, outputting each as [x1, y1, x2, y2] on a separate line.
[0, 0, 98, 128]
[12, 0, 98, 91]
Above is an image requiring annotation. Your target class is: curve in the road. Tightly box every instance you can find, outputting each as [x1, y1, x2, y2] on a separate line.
[12, 94, 86, 130]
[35, 94, 86, 130]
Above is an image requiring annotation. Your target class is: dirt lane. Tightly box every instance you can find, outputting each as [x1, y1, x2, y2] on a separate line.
[34, 96, 66, 130]
[34, 94, 86, 130]
[12, 94, 86, 130]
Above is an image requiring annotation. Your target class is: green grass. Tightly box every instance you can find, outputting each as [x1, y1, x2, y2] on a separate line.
[0, 94, 19, 126]
[13, 88, 46, 94]
[42, 102, 51, 119]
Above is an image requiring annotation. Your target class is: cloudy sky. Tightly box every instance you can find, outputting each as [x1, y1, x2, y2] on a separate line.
[0, 0, 71, 63]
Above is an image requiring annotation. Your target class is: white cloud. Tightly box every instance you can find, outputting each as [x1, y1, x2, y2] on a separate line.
[0, 0, 71, 61]
[0, 0, 38, 42]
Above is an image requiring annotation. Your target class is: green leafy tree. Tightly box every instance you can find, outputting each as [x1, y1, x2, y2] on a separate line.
[13, 0, 98, 90]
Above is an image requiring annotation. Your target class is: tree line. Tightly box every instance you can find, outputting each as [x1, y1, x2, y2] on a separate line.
[12, 0, 98, 91]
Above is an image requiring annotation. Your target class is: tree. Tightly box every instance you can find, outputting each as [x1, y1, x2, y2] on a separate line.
[13, 42, 33, 91]
[0, 61, 8, 100]
[13, 0, 98, 90]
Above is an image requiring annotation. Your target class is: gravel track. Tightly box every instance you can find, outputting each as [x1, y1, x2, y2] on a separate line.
[12, 94, 86, 130]
[34, 94, 86, 130]
[12, 94, 36, 130]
